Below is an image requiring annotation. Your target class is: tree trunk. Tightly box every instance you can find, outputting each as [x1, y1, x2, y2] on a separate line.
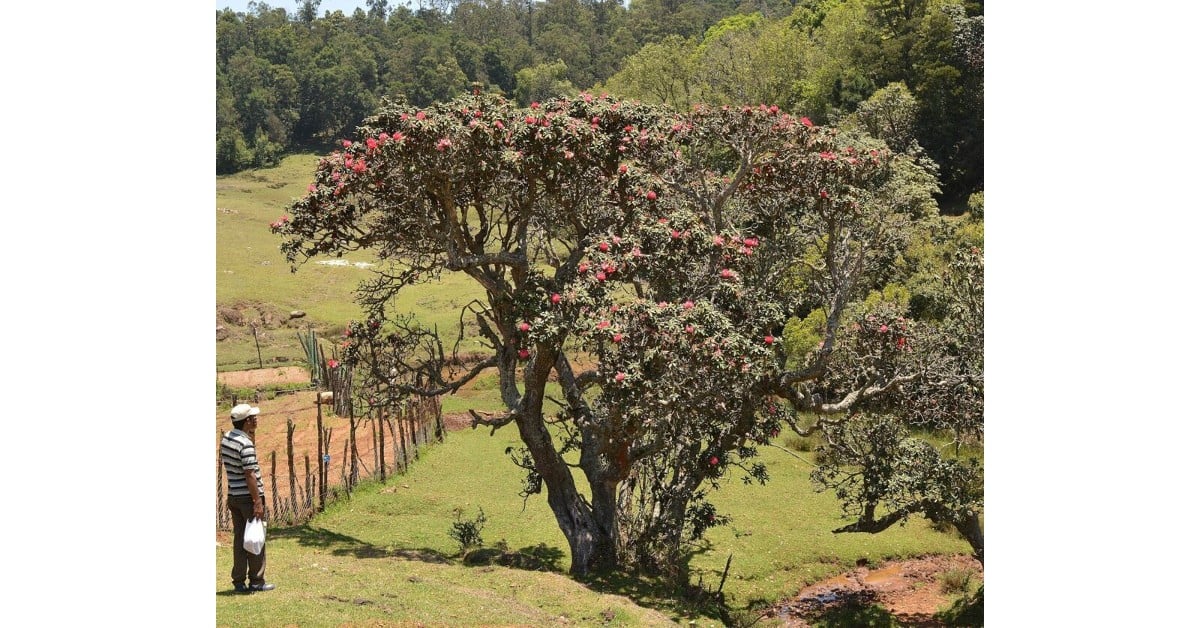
[515, 348, 618, 577]
[955, 512, 984, 567]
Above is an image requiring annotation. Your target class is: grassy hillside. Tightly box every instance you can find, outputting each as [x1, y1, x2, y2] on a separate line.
[217, 426, 970, 625]
[216, 156, 976, 626]
[216, 154, 488, 372]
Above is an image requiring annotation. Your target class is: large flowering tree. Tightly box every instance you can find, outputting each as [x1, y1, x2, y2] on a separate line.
[274, 91, 939, 576]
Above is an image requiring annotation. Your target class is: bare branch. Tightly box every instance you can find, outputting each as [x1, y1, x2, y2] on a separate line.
[832, 502, 929, 535]
[469, 408, 518, 435]
[811, 374, 917, 414]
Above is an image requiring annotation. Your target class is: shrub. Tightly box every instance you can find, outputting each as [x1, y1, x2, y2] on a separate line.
[938, 568, 975, 595]
[783, 434, 815, 452]
[966, 191, 983, 221]
[448, 507, 487, 556]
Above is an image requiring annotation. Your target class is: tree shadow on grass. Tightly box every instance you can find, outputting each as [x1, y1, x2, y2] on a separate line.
[463, 542, 566, 572]
[576, 539, 728, 625]
[271, 524, 453, 564]
[806, 602, 901, 628]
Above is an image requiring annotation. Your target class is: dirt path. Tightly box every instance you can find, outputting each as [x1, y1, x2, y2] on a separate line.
[217, 366, 311, 389]
[764, 554, 982, 626]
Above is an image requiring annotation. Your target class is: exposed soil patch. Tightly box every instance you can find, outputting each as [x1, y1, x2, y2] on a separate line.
[442, 412, 473, 431]
[765, 554, 982, 627]
[217, 366, 312, 389]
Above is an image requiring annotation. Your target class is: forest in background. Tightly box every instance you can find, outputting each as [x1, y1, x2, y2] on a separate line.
[217, 0, 982, 208]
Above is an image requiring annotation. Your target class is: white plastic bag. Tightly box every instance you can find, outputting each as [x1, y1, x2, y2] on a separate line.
[243, 518, 265, 555]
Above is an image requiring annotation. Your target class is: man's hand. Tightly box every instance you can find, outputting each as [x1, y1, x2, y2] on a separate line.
[253, 501, 265, 521]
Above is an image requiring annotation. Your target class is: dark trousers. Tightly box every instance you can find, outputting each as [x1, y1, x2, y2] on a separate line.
[228, 495, 267, 587]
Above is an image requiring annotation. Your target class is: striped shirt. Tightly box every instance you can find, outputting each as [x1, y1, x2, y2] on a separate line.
[221, 428, 264, 498]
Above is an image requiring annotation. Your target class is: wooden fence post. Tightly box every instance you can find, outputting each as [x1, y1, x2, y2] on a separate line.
[216, 452, 226, 530]
[385, 414, 401, 476]
[349, 413, 358, 489]
[269, 451, 279, 525]
[435, 396, 444, 442]
[304, 455, 312, 513]
[341, 440, 349, 493]
[398, 405, 409, 473]
[316, 391, 325, 512]
[323, 426, 333, 495]
[287, 418, 298, 524]
[251, 324, 263, 370]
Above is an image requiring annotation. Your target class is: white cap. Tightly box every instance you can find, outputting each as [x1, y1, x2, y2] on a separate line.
[230, 404, 261, 422]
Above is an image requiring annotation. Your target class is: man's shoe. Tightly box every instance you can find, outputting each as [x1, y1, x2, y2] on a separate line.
[233, 583, 250, 593]
[248, 583, 276, 592]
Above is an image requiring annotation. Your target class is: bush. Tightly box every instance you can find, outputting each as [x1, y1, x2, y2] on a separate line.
[783, 434, 815, 452]
[938, 568, 975, 595]
[448, 507, 487, 556]
[216, 127, 252, 174]
[966, 191, 983, 221]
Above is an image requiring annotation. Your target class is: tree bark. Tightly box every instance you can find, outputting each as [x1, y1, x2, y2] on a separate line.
[516, 346, 617, 576]
[955, 512, 984, 567]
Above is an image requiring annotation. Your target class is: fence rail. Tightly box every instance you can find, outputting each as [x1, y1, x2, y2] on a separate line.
[216, 394, 443, 530]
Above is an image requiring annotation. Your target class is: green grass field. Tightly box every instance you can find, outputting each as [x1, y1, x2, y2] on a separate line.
[217, 157, 976, 626]
[216, 154, 488, 371]
[217, 427, 969, 626]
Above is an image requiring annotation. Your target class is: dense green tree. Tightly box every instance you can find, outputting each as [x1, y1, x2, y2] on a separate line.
[602, 35, 699, 110]
[694, 13, 809, 108]
[216, 126, 253, 175]
[515, 60, 576, 105]
[844, 81, 919, 151]
[296, 0, 322, 25]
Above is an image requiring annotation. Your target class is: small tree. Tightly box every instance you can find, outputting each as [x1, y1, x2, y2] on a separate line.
[845, 82, 920, 152]
[808, 246, 984, 565]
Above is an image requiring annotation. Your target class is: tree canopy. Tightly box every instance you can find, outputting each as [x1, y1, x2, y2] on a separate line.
[271, 90, 983, 577]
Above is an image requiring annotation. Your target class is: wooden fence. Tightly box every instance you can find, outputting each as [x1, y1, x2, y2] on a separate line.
[216, 394, 443, 530]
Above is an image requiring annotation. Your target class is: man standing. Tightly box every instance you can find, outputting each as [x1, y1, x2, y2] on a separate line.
[221, 404, 276, 593]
